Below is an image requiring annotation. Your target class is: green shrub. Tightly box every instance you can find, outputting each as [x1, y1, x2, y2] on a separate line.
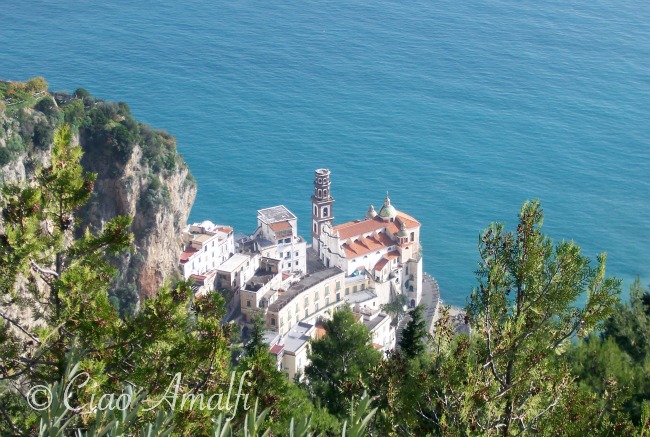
[33, 121, 53, 150]
[25, 76, 48, 93]
[15, 109, 35, 145]
[34, 96, 58, 119]
[74, 88, 90, 99]
[7, 133, 26, 155]
[0, 147, 10, 166]
[62, 99, 85, 127]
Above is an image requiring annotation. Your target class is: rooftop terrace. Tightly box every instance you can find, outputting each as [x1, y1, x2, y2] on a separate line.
[257, 205, 296, 224]
[283, 322, 313, 353]
[267, 267, 343, 312]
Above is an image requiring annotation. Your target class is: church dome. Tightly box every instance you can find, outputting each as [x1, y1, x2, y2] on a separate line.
[396, 221, 409, 238]
[378, 193, 397, 220]
[365, 204, 377, 219]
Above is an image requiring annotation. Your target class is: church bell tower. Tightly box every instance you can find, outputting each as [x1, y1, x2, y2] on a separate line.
[311, 168, 334, 251]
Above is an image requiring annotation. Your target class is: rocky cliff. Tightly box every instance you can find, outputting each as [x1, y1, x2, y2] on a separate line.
[0, 84, 196, 313]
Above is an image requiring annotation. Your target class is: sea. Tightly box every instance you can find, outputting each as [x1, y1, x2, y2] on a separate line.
[2, 0, 649, 307]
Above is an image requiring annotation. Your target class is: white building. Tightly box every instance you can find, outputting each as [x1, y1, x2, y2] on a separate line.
[311, 169, 423, 308]
[268, 322, 315, 381]
[180, 221, 235, 279]
[359, 310, 395, 354]
[239, 257, 282, 323]
[252, 205, 307, 275]
[265, 267, 346, 336]
[216, 253, 256, 292]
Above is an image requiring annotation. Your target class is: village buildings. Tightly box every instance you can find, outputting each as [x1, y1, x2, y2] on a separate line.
[179, 168, 424, 379]
[311, 168, 424, 308]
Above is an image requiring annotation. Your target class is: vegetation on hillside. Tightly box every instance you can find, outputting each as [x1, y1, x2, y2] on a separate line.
[1, 79, 196, 317]
[1, 84, 648, 435]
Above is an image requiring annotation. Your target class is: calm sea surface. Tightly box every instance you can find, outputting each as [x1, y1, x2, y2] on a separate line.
[2, 0, 649, 306]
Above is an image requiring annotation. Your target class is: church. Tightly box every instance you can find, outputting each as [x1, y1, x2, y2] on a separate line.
[311, 168, 423, 307]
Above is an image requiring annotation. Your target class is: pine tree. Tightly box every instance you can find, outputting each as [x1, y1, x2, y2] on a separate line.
[306, 308, 382, 417]
[399, 304, 428, 359]
[0, 123, 133, 432]
[422, 201, 621, 435]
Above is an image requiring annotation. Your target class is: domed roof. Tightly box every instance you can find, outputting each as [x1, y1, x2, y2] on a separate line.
[377, 193, 397, 220]
[365, 204, 377, 219]
[396, 221, 409, 238]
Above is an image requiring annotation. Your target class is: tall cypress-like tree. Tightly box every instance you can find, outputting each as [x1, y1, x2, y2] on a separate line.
[399, 304, 428, 359]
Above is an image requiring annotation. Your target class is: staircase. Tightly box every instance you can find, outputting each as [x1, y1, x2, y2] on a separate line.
[395, 313, 411, 350]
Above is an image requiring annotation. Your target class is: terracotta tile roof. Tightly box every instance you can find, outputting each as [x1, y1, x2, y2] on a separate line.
[190, 274, 206, 281]
[282, 273, 290, 280]
[373, 258, 389, 271]
[342, 232, 395, 258]
[216, 226, 233, 234]
[385, 250, 400, 260]
[269, 221, 292, 233]
[335, 217, 386, 240]
[334, 211, 420, 241]
[372, 342, 383, 350]
[180, 247, 198, 263]
[269, 344, 284, 354]
[396, 212, 420, 229]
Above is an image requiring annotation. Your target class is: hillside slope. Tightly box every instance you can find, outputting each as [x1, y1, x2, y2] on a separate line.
[0, 80, 196, 313]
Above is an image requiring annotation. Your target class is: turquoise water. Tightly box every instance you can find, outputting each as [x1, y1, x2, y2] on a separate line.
[2, 0, 649, 306]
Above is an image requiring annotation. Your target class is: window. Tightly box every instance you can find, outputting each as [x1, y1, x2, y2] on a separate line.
[325, 285, 330, 295]
[410, 232, 415, 242]
[323, 206, 329, 217]
[353, 285, 358, 293]
[246, 300, 251, 308]
[361, 283, 365, 291]
[318, 189, 322, 197]
[326, 296, 330, 305]
[336, 281, 341, 290]
[313, 206, 317, 215]
[314, 223, 317, 232]
[305, 308, 309, 318]
[324, 189, 328, 198]
[294, 261, 298, 266]
[271, 318, 276, 326]
[304, 296, 309, 307]
[285, 238, 291, 243]
[345, 287, 350, 295]
[295, 251, 299, 257]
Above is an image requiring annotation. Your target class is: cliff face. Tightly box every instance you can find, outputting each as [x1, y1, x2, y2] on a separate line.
[78, 130, 196, 300]
[0, 89, 196, 310]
